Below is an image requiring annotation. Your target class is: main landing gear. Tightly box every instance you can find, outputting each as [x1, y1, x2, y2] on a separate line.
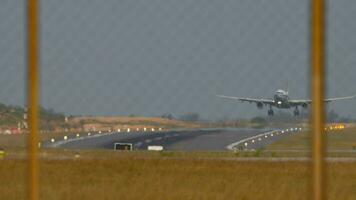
[293, 106, 300, 116]
[268, 106, 274, 116]
[266, 107, 300, 116]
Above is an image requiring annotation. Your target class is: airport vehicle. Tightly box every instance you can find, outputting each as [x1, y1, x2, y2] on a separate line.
[217, 89, 355, 116]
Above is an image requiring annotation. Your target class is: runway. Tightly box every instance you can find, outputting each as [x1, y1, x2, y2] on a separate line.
[44, 128, 282, 151]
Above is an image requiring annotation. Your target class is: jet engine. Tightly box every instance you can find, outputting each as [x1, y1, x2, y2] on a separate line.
[302, 103, 308, 109]
[257, 102, 263, 109]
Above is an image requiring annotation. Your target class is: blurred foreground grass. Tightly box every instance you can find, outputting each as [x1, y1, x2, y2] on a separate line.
[1, 151, 356, 200]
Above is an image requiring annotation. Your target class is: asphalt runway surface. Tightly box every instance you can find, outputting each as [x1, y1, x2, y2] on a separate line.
[45, 128, 286, 151]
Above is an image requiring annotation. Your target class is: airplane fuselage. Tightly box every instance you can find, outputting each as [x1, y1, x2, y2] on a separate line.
[273, 89, 291, 109]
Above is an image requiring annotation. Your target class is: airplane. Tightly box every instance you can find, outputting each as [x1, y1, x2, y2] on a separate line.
[217, 89, 356, 116]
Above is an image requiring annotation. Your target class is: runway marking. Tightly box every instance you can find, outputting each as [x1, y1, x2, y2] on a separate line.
[154, 137, 162, 140]
[226, 130, 278, 150]
[46, 132, 113, 148]
[92, 134, 101, 138]
[226, 127, 304, 150]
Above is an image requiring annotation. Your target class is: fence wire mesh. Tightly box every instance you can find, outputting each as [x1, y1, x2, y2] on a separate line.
[40, 0, 310, 120]
[0, 0, 356, 199]
[0, 3, 354, 131]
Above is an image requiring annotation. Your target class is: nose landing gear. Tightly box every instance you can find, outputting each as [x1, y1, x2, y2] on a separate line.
[293, 107, 300, 116]
[268, 106, 274, 116]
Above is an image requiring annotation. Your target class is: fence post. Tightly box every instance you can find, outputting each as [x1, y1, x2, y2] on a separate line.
[311, 0, 326, 199]
[27, 0, 39, 199]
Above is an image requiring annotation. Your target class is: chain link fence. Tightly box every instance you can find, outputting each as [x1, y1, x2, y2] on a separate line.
[3, 1, 355, 127]
[39, 0, 310, 120]
[0, 0, 356, 199]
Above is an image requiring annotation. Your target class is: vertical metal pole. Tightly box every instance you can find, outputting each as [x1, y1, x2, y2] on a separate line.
[27, 0, 39, 199]
[311, 0, 326, 199]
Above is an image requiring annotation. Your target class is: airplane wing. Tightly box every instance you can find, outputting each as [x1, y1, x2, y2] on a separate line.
[324, 94, 356, 102]
[289, 94, 356, 106]
[216, 95, 275, 105]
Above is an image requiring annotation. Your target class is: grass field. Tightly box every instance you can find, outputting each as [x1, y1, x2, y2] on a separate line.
[69, 116, 201, 131]
[0, 131, 90, 149]
[267, 127, 356, 150]
[1, 151, 356, 200]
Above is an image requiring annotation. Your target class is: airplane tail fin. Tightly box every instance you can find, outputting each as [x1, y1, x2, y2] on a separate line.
[286, 80, 289, 95]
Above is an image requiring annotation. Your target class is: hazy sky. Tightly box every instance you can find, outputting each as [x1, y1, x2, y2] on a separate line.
[0, 0, 355, 119]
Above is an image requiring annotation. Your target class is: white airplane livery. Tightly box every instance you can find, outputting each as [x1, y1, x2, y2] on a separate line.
[217, 90, 355, 116]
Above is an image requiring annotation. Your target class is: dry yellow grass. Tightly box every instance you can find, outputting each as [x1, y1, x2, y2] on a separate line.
[70, 116, 200, 131]
[268, 127, 356, 150]
[0, 132, 88, 149]
[1, 151, 356, 200]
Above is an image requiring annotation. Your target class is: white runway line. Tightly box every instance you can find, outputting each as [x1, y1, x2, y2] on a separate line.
[48, 132, 113, 148]
[226, 130, 278, 150]
[225, 127, 304, 151]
